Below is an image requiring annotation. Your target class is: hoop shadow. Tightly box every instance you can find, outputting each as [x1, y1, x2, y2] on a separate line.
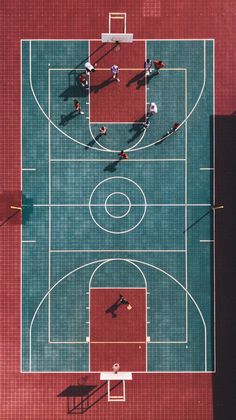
[58, 380, 122, 414]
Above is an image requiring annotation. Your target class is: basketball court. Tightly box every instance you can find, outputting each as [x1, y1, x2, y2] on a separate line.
[1, 2, 235, 419]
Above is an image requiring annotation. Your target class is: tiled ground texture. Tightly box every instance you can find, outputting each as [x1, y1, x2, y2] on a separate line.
[1, 0, 235, 419]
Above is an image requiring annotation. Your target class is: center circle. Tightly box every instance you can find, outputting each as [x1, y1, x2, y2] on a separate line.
[104, 192, 131, 219]
[88, 176, 147, 235]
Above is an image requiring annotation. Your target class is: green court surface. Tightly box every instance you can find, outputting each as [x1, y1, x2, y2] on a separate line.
[21, 39, 214, 372]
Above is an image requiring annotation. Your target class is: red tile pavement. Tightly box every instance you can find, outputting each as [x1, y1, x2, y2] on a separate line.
[90, 343, 146, 372]
[1, 0, 235, 418]
[90, 288, 146, 342]
[90, 69, 146, 122]
[90, 40, 145, 68]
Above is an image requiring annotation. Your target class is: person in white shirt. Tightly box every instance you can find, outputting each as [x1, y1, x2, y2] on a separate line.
[111, 64, 120, 82]
[85, 62, 95, 75]
[148, 102, 158, 115]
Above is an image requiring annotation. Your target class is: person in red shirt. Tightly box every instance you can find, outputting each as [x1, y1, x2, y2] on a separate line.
[99, 126, 108, 136]
[73, 99, 84, 114]
[166, 122, 180, 135]
[118, 150, 128, 160]
[79, 73, 88, 87]
[153, 59, 166, 74]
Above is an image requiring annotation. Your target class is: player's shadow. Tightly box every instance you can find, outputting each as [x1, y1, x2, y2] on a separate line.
[59, 111, 80, 126]
[104, 159, 122, 173]
[59, 73, 89, 101]
[127, 115, 146, 143]
[136, 71, 158, 90]
[126, 71, 145, 88]
[85, 134, 101, 150]
[105, 297, 123, 317]
[90, 77, 114, 93]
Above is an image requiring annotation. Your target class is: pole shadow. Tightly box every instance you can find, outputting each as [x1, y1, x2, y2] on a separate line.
[183, 210, 211, 233]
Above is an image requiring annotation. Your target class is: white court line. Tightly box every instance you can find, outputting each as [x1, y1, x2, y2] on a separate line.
[87, 259, 148, 371]
[200, 167, 214, 170]
[29, 40, 207, 154]
[89, 121, 144, 124]
[30, 203, 211, 207]
[149, 341, 187, 344]
[48, 66, 52, 342]
[22, 168, 36, 171]
[29, 41, 111, 152]
[51, 158, 186, 161]
[184, 68, 188, 343]
[22, 240, 36, 243]
[49, 341, 146, 344]
[49, 67, 186, 71]
[90, 287, 146, 289]
[22, 38, 214, 41]
[50, 249, 186, 253]
[20, 40, 23, 372]
[200, 240, 214, 243]
[128, 41, 207, 152]
[28, 258, 208, 372]
[213, 39, 216, 372]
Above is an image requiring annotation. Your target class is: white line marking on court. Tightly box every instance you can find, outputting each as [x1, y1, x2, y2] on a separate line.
[28, 41, 112, 152]
[31, 203, 211, 207]
[213, 38, 216, 372]
[50, 249, 187, 253]
[22, 168, 36, 171]
[90, 341, 146, 344]
[20, 40, 23, 372]
[22, 240, 36, 243]
[184, 67, 188, 343]
[49, 67, 186, 71]
[88, 176, 147, 234]
[28, 258, 207, 371]
[200, 167, 214, 170]
[50, 158, 186, 161]
[90, 287, 146, 289]
[149, 341, 187, 344]
[199, 240, 214, 243]
[48, 65, 52, 343]
[127, 41, 207, 152]
[89, 121, 144, 124]
[22, 38, 214, 41]
[49, 341, 88, 344]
